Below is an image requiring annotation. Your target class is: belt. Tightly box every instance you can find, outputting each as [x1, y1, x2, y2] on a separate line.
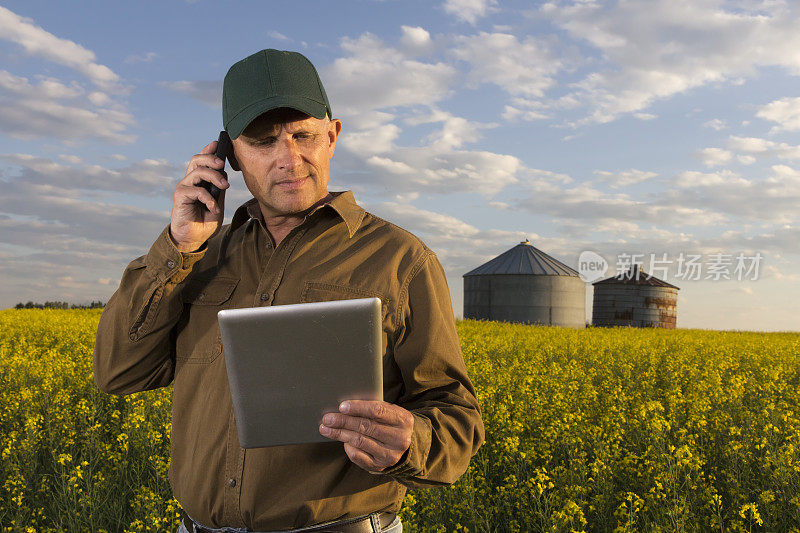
[187, 512, 397, 533]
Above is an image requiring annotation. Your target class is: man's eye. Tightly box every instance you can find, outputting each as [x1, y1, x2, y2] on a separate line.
[254, 138, 277, 146]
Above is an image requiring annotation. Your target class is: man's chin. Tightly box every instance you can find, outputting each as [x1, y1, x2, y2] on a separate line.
[261, 193, 327, 218]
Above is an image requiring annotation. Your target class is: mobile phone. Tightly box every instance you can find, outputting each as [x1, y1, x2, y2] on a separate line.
[198, 130, 232, 206]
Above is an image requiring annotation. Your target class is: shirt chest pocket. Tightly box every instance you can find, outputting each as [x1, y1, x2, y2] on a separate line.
[176, 277, 239, 363]
[299, 281, 392, 352]
[300, 282, 388, 309]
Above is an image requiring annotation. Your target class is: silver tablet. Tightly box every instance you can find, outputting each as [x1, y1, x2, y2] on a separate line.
[218, 297, 383, 448]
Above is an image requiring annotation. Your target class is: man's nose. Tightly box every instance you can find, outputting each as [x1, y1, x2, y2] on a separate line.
[276, 137, 302, 171]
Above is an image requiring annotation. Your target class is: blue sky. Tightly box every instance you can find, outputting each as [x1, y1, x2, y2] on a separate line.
[1, 0, 798, 331]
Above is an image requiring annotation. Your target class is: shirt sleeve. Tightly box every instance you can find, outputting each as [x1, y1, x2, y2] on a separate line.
[93, 225, 206, 396]
[381, 250, 485, 488]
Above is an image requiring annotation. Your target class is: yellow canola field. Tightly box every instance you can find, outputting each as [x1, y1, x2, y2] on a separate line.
[1, 309, 799, 532]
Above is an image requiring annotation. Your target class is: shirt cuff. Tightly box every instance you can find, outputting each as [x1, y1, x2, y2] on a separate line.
[377, 412, 432, 480]
[145, 225, 208, 285]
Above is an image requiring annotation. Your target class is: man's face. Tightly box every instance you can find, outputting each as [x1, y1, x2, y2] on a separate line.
[232, 108, 342, 219]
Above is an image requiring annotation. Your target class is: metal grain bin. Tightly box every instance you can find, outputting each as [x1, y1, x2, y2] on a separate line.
[591, 264, 679, 328]
[463, 240, 586, 328]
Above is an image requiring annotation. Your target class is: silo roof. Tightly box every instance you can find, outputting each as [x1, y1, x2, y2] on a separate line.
[592, 264, 680, 289]
[463, 240, 580, 277]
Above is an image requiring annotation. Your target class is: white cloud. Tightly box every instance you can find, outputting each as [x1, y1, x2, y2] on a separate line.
[443, 0, 497, 25]
[336, 115, 521, 197]
[406, 108, 492, 150]
[338, 111, 400, 157]
[0, 214, 165, 308]
[368, 201, 526, 272]
[703, 118, 728, 131]
[1, 154, 180, 196]
[323, 32, 522, 197]
[698, 226, 800, 266]
[727, 136, 800, 160]
[451, 32, 562, 98]
[268, 31, 290, 41]
[0, 71, 135, 143]
[0, 150, 214, 306]
[160, 80, 221, 107]
[668, 166, 800, 224]
[87, 91, 111, 107]
[594, 169, 658, 188]
[366, 156, 415, 175]
[58, 154, 82, 164]
[345, 145, 520, 196]
[510, 171, 729, 227]
[529, 168, 574, 185]
[0, 6, 121, 90]
[377, 202, 481, 239]
[400, 26, 433, 54]
[756, 96, 800, 132]
[0, 182, 169, 250]
[124, 52, 158, 64]
[541, 0, 800, 125]
[0, 8, 133, 144]
[0, 71, 82, 99]
[324, 33, 456, 115]
[502, 100, 550, 121]
[674, 169, 745, 188]
[696, 147, 734, 167]
[566, 220, 693, 252]
[767, 164, 800, 186]
[764, 263, 800, 282]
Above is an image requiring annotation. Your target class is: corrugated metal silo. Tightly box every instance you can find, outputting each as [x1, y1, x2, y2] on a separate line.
[463, 240, 586, 328]
[592, 264, 679, 328]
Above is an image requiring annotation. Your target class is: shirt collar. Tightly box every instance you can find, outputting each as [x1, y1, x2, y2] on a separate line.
[230, 190, 365, 238]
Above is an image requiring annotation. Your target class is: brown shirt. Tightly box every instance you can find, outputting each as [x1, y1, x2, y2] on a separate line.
[93, 190, 484, 530]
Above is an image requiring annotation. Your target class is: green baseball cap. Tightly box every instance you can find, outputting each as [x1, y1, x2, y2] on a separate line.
[222, 49, 333, 139]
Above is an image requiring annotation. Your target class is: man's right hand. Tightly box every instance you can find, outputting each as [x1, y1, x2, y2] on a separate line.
[169, 140, 231, 253]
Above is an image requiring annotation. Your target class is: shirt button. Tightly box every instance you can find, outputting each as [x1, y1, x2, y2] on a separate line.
[260, 293, 269, 301]
[227, 478, 236, 487]
[166, 260, 176, 269]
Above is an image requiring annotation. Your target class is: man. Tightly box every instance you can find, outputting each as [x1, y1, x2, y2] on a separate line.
[93, 49, 484, 533]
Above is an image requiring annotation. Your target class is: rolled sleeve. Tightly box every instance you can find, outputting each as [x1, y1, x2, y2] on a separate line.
[378, 412, 432, 478]
[93, 225, 207, 395]
[387, 251, 485, 488]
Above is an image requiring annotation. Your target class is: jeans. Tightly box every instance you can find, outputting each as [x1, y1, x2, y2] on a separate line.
[175, 514, 403, 533]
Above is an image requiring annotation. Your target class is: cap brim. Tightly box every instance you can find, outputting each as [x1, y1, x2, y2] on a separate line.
[225, 96, 328, 139]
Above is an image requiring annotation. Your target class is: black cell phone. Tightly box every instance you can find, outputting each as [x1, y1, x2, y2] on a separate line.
[198, 130, 232, 206]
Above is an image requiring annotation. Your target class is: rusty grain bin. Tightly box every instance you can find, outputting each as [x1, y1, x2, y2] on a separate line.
[463, 240, 586, 328]
[591, 264, 679, 328]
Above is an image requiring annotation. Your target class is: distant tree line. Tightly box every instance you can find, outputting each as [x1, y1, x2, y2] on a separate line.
[14, 301, 105, 309]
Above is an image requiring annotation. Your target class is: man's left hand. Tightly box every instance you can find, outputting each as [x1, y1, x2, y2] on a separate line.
[319, 400, 414, 472]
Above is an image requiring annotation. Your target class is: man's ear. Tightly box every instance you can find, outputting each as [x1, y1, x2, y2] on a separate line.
[328, 119, 342, 157]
